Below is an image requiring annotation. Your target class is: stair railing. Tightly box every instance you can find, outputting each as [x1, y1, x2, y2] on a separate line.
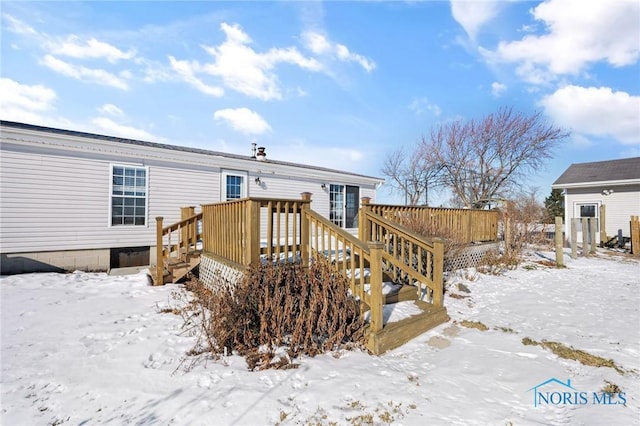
[154, 210, 203, 285]
[360, 199, 444, 308]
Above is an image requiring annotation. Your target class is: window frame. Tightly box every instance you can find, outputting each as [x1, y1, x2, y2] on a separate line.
[109, 164, 149, 227]
[221, 170, 248, 201]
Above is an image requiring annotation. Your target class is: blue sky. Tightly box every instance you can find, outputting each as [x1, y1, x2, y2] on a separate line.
[1, 1, 639, 204]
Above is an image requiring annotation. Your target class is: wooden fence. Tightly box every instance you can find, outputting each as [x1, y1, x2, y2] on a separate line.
[361, 199, 498, 244]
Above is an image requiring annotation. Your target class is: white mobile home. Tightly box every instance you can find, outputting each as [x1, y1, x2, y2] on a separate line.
[551, 157, 640, 245]
[0, 121, 383, 274]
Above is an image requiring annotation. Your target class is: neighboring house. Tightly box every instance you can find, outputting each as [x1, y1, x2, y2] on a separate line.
[0, 120, 383, 274]
[551, 157, 640, 244]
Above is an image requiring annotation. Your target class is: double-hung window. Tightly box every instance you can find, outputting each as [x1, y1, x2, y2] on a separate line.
[222, 170, 246, 201]
[111, 165, 148, 226]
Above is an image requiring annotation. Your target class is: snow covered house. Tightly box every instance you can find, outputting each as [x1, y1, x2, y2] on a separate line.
[0, 120, 383, 274]
[551, 157, 640, 245]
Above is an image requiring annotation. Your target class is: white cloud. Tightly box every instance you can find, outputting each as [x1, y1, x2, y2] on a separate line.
[491, 81, 507, 97]
[213, 107, 271, 135]
[0, 77, 56, 112]
[2, 13, 39, 36]
[484, 0, 640, 84]
[301, 31, 375, 72]
[0, 79, 80, 131]
[450, 1, 502, 41]
[168, 56, 224, 97]
[90, 117, 155, 141]
[539, 85, 640, 145]
[98, 103, 124, 116]
[171, 22, 322, 101]
[409, 97, 441, 117]
[269, 138, 364, 171]
[48, 35, 136, 63]
[41, 55, 130, 90]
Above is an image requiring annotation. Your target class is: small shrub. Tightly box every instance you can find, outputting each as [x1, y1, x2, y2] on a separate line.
[184, 255, 367, 370]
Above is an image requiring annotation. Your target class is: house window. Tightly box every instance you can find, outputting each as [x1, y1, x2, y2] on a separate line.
[111, 165, 148, 226]
[222, 170, 247, 201]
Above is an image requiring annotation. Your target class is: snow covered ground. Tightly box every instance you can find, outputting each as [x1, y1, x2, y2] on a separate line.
[2, 249, 639, 425]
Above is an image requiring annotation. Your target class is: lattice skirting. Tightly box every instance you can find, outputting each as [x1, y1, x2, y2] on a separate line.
[199, 254, 244, 293]
[444, 242, 500, 272]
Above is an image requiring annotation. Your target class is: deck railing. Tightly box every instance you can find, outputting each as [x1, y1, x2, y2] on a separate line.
[157, 195, 448, 335]
[155, 207, 203, 284]
[359, 206, 444, 309]
[362, 201, 498, 243]
[201, 196, 312, 267]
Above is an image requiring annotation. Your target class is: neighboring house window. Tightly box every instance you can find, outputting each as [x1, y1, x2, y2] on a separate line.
[111, 165, 148, 226]
[330, 184, 360, 228]
[222, 170, 247, 201]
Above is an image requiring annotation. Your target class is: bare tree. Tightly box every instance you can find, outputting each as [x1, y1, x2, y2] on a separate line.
[420, 107, 568, 208]
[381, 146, 444, 205]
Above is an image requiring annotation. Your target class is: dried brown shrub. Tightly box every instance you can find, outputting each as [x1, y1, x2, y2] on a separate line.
[187, 255, 367, 370]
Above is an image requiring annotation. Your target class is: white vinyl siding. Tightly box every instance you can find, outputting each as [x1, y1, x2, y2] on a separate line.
[0, 149, 220, 253]
[564, 185, 640, 242]
[1, 123, 381, 256]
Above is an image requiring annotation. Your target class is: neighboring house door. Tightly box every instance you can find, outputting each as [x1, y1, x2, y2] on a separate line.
[329, 184, 360, 228]
[574, 202, 600, 244]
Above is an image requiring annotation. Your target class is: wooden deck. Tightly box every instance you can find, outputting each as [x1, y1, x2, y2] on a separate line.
[152, 195, 498, 354]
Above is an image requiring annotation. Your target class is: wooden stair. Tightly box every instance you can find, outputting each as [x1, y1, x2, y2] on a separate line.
[153, 249, 202, 285]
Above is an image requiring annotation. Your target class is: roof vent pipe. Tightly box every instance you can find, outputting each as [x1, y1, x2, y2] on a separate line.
[251, 142, 257, 158]
[256, 146, 266, 161]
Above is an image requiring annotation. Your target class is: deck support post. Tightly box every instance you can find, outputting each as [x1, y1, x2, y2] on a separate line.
[368, 241, 384, 333]
[359, 197, 372, 242]
[432, 237, 444, 308]
[300, 192, 312, 267]
[155, 216, 164, 285]
[246, 199, 260, 266]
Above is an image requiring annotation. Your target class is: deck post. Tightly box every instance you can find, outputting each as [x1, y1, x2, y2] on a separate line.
[155, 216, 164, 285]
[180, 206, 196, 254]
[300, 192, 312, 267]
[432, 237, 444, 307]
[555, 216, 564, 267]
[359, 197, 372, 242]
[246, 199, 260, 266]
[368, 241, 384, 333]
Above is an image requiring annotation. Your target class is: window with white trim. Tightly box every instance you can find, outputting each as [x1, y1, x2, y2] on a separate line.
[222, 170, 247, 201]
[111, 165, 148, 226]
